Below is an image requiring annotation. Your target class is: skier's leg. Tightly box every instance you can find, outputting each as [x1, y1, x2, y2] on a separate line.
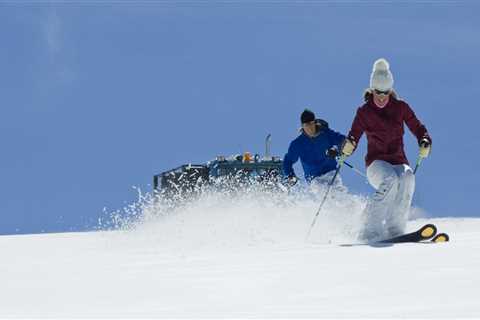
[323, 170, 347, 194]
[332, 173, 348, 194]
[309, 173, 331, 196]
[385, 164, 415, 237]
[359, 160, 400, 241]
[310, 170, 346, 195]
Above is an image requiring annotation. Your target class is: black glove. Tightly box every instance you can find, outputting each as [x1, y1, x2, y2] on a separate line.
[419, 138, 431, 158]
[326, 147, 339, 159]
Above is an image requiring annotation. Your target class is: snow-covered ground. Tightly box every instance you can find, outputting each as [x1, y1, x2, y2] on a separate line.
[1, 189, 479, 317]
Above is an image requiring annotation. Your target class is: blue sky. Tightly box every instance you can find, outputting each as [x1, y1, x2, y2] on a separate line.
[1, 2, 479, 235]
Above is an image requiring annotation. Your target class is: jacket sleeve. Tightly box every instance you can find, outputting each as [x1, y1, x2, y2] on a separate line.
[283, 141, 300, 177]
[403, 102, 431, 144]
[327, 128, 346, 148]
[347, 108, 366, 145]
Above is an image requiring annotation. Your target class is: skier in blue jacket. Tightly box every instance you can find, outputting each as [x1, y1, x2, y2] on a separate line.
[283, 109, 346, 185]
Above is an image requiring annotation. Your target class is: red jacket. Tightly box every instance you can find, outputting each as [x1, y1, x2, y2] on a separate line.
[347, 95, 431, 167]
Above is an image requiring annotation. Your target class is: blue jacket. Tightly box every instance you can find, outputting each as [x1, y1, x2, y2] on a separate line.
[283, 120, 345, 182]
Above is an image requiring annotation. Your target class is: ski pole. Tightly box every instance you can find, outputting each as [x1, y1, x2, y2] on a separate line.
[326, 148, 366, 179]
[344, 161, 367, 179]
[414, 139, 430, 175]
[306, 155, 346, 240]
[413, 156, 424, 175]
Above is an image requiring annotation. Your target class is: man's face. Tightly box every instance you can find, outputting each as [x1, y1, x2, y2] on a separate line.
[302, 121, 317, 137]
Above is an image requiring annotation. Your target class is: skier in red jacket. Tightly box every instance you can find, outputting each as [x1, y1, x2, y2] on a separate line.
[341, 58, 432, 242]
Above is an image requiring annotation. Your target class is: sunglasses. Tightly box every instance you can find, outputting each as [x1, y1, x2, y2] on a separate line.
[374, 89, 391, 95]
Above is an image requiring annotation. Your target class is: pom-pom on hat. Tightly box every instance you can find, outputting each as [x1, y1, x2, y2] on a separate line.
[370, 58, 394, 91]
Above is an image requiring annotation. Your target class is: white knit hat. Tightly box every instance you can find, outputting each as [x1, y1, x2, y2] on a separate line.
[370, 58, 394, 91]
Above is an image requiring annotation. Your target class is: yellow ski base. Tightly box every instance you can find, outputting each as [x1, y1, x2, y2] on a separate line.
[421, 226, 436, 238]
[432, 233, 450, 243]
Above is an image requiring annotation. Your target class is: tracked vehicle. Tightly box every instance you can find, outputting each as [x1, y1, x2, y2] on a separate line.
[153, 135, 285, 198]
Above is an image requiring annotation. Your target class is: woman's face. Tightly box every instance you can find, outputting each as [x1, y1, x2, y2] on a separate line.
[373, 89, 390, 107]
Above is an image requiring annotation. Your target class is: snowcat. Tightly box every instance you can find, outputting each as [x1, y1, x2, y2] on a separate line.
[153, 134, 285, 198]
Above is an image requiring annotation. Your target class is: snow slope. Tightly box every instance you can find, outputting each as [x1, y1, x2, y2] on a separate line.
[1, 189, 479, 317]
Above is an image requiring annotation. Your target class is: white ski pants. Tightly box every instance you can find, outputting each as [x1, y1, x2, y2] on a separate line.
[360, 160, 415, 241]
[310, 169, 348, 195]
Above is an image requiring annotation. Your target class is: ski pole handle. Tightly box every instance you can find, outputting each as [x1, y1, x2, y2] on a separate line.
[415, 138, 431, 174]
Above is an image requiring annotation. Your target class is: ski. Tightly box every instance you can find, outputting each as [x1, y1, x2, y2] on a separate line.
[431, 233, 450, 243]
[378, 224, 437, 244]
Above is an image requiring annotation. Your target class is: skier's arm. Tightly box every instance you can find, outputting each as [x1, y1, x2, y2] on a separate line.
[328, 128, 346, 148]
[348, 108, 366, 143]
[403, 103, 431, 144]
[283, 142, 300, 178]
